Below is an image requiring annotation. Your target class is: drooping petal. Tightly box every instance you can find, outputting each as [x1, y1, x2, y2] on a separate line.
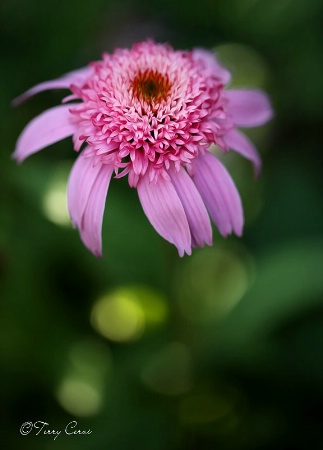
[193, 151, 243, 237]
[13, 105, 76, 162]
[224, 128, 262, 176]
[137, 174, 192, 256]
[226, 90, 273, 127]
[79, 164, 114, 257]
[192, 49, 231, 85]
[12, 67, 92, 106]
[67, 150, 103, 228]
[169, 166, 212, 247]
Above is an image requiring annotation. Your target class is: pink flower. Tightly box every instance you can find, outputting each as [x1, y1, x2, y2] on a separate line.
[13, 41, 273, 257]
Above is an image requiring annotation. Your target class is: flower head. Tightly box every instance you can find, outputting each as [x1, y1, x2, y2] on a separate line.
[13, 41, 273, 256]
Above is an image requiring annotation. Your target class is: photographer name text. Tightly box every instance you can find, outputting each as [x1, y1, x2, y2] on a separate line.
[20, 420, 92, 440]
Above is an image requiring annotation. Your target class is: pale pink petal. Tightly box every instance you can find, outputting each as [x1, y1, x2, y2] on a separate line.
[226, 90, 273, 127]
[137, 174, 192, 256]
[12, 67, 92, 106]
[193, 151, 243, 237]
[79, 164, 114, 257]
[13, 105, 76, 162]
[224, 128, 262, 176]
[192, 49, 231, 84]
[67, 150, 104, 228]
[169, 166, 212, 247]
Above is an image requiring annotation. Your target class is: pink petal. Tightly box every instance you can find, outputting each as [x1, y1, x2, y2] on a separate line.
[224, 128, 262, 176]
[137, 174, 192, 256]
[169, 166, 212, 247]
[67, 150, 103, 229]
[193, 151, 243, 237]
[12, 67, 92, 106]
[79, 164, 114, 257]
[192, 49, 231, 85]
[226, 90, 273, 127]
[13, 105, 76, 162]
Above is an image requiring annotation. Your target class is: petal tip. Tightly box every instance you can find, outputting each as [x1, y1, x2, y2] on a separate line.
[178, 245, 192, 257]
[11, 151, 24, 164]
[254, 166, 262, 178]
[11, 97, 23, 108]
[235, 227, 243, 238]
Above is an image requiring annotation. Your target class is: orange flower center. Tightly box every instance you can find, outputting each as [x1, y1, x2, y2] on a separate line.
[131, 69, 171, 104]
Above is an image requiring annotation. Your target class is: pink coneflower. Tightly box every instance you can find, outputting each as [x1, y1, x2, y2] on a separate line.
[13, 41, 273, 256]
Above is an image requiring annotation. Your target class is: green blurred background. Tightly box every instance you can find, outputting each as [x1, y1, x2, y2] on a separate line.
[1, 0, 322, 449]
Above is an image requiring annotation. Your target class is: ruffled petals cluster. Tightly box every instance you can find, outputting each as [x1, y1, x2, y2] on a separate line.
[13, 41, 273, 256]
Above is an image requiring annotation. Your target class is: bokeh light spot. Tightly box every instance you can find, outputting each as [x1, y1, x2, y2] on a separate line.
[91, 286, 168, 342]
[42, 164, 71, 227]
[91, 290, 145, 342]
[56, 377, 102, 417]
[176, 247, 251, 323]
[56, 338, 111, 417]
[129, 285, 168, 327]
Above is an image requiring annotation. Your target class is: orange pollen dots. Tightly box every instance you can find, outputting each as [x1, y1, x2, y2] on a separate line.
[131, 69, 171, 104]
